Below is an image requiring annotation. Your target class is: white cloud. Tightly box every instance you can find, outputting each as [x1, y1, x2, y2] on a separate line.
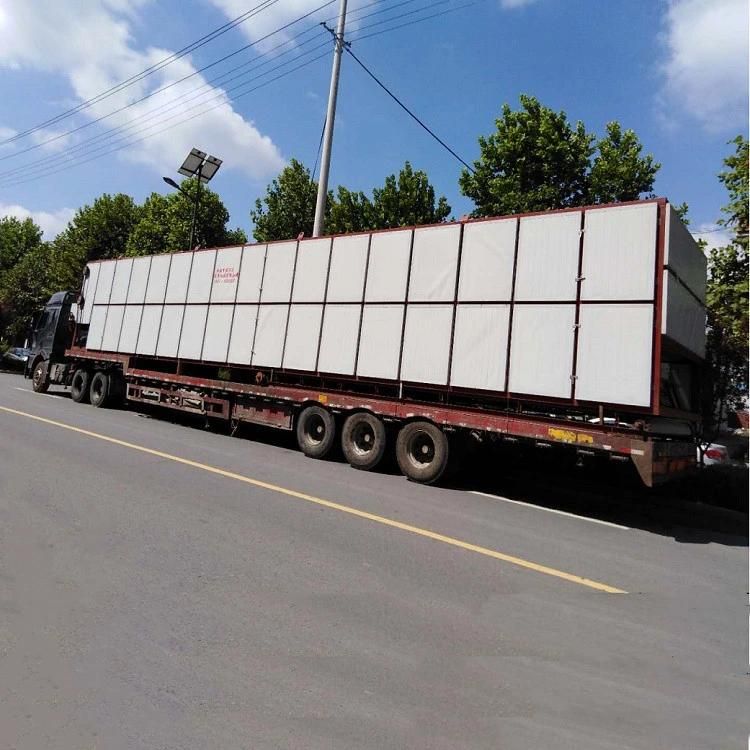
[659, 0, 749, 132]
[691, 222, 732, 252]
[0, 203, 75, 239]
[207, 0, 336, 44]
[0, 0, 285, 181]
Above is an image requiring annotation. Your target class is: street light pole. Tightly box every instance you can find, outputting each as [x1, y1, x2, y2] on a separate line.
[312, 0, 347, 237]
[189, 163, 203, 251]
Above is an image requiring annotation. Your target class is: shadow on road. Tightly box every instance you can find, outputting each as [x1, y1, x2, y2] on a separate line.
[448, 443, 747, 548]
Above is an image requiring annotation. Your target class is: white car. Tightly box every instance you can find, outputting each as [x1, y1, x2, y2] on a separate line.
[697, 443, 729, 466]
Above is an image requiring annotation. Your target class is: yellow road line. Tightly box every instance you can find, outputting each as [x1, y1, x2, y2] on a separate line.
[0, 404, 626, 593]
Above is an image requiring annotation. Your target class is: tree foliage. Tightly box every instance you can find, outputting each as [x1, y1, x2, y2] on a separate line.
[703, 135, 749, 430]
[459, 95, 659, 216]
[127, 179, 246, 256]
[250, 159, 322, 242]
[252, 160, 451, 240]
[0, 216, 47, 342]
[49, 193, 141, 292]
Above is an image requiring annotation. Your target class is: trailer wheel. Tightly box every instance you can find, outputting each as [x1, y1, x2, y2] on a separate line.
[396, 421, 450, 485]
[71, 369, 91, 403]
[31, 358, 50, 393]
[296, 405, 336, 459]
[341, 412, 387, 471]
[89, 371, 111, 408]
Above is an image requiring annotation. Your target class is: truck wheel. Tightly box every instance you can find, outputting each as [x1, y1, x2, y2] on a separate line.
[296, 405, 336, 459]
[341, 412, 387, 471]
[71, 369, 91, 403]
[89, 371, 111, 408]
[31, 358, 50, 393]
[396, 421, 450, 485]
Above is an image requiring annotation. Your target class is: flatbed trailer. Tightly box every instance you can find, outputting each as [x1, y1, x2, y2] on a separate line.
[26, 198, 704, 486]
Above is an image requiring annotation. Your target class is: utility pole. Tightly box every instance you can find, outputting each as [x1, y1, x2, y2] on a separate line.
[312, 0, 347, 237]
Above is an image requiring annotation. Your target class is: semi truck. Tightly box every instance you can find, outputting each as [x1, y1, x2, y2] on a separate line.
[26, 197, 706, 486]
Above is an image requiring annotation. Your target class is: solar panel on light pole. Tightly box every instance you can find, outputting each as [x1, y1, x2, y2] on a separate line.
[165, 148, 223, 250]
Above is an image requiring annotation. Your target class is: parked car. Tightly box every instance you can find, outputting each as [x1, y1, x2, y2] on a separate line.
[2, 347, 32, 370]
[697, 442, 729, 466]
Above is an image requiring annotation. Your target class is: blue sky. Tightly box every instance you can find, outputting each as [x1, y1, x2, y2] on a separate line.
[0, 0, 747, 249]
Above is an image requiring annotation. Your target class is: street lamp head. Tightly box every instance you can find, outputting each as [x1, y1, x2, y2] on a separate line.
[163, 176, 180, 190]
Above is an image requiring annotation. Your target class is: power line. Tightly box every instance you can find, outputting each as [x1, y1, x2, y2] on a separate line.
[341, 44, 475, 173]
[0, 0, 425, 168]
[0, 4, 474, 188]
[0, 0, 283, 146]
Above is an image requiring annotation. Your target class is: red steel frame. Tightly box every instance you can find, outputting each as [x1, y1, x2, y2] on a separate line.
[66, 198, 698, 486]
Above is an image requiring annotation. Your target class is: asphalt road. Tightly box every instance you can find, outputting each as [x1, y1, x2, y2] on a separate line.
[0, 370, 746, 750]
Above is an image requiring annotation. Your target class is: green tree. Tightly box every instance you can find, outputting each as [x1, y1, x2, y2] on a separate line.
[49, 193, 141, 291]
[0, 215, 46, 342]
[459, 95, 659, 216]
[127, 180, 246, 256]
[703, 135, 749, 431]
[0, 216, 43, 278]
[250, 159, 323, 242]
[0, 243, 53, 341]
[588, 121, 660, 204]
[328, 162, 451, 233]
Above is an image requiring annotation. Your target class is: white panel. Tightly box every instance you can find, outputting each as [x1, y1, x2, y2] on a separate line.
[118, 305, 143, 353]
[101, 305, 125, 351]
[165, 252, 193, 303]
[408, 224, 460, 301]
[515, 211, 581, 301]
[227, 305, 258, 365]
[283, 304, 323, 371]
[292, 238, 331, 302]
[126, 257, 151, 304]
[400, 304, 453, 385]
[156, 305, 185, 358]
[458, 219, 516, 301]
[81, 263, 100, 324]
[581, 203, 657, 301]
[87, 306, 107, 350]
[187, 250, 216, 303]
[236, 244, 266, 303]
[93, 260, 116, 304]
[211, 246, 243, 303]
[357, 305, 404, 379]
[576, 304, 653, 407]
[508, 305, 576, 398]
[327, 234, 369, 302]
[145, 255, 171, 303]
[318, 305, 360, 375]
[252, 305, 289, 367]
[450, 305, 510, 391]
[664, 205, 706, 303]
[202, 305, 234, 363]
[109, 259, 133, 304]
[135, 306, 162, 355]
[662, 270, 706, 358]
[365, 229, 412, 302]
[178, 305, 208, 360]
[260, 241, 297, 303]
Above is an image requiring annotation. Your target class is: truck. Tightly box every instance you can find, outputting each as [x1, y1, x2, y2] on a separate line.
[26, 197, 706, 487]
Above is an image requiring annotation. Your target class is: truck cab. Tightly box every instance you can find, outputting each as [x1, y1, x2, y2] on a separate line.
[25, 291, 76, 388]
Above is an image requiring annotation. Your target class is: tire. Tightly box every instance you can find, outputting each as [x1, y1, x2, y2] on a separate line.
[341, 412, 387, 471]
[70, 369, 91, 403]
[396, 421, 450, 485]
[296, 405, 336, 459]
[89, 371, 110, 408]
[31, 358, 50, 393]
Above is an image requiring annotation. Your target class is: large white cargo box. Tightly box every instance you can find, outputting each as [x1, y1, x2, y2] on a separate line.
[78, 199, 705, 414]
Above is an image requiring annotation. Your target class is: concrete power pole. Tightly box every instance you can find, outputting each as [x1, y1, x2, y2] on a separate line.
[312, 0, 347, 237]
